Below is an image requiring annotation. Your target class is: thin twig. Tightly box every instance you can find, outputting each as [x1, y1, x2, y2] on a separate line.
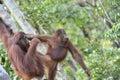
[98, 0, 113, 25]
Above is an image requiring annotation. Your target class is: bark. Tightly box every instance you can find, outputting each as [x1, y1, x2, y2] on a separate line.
[0, 4, 18, 33]
[3, 0, 36, 34]
[0, 64, 11, 80]
[57, 64, 70, 80]
[81, 27, 90, 38]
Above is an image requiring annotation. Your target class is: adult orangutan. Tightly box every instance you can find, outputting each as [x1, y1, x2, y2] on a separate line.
[0, 18, 54, 80]
[26, 29, 92, 80]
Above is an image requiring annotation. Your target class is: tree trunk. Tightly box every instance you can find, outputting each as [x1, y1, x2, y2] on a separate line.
[0, 64, 11, 80]
[3, 0, 36, 34]
[0, 4, 18, 32]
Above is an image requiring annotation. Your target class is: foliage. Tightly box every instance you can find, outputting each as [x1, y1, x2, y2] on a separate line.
[0, 0, 120, 80]
[0, 46, 19, 80]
